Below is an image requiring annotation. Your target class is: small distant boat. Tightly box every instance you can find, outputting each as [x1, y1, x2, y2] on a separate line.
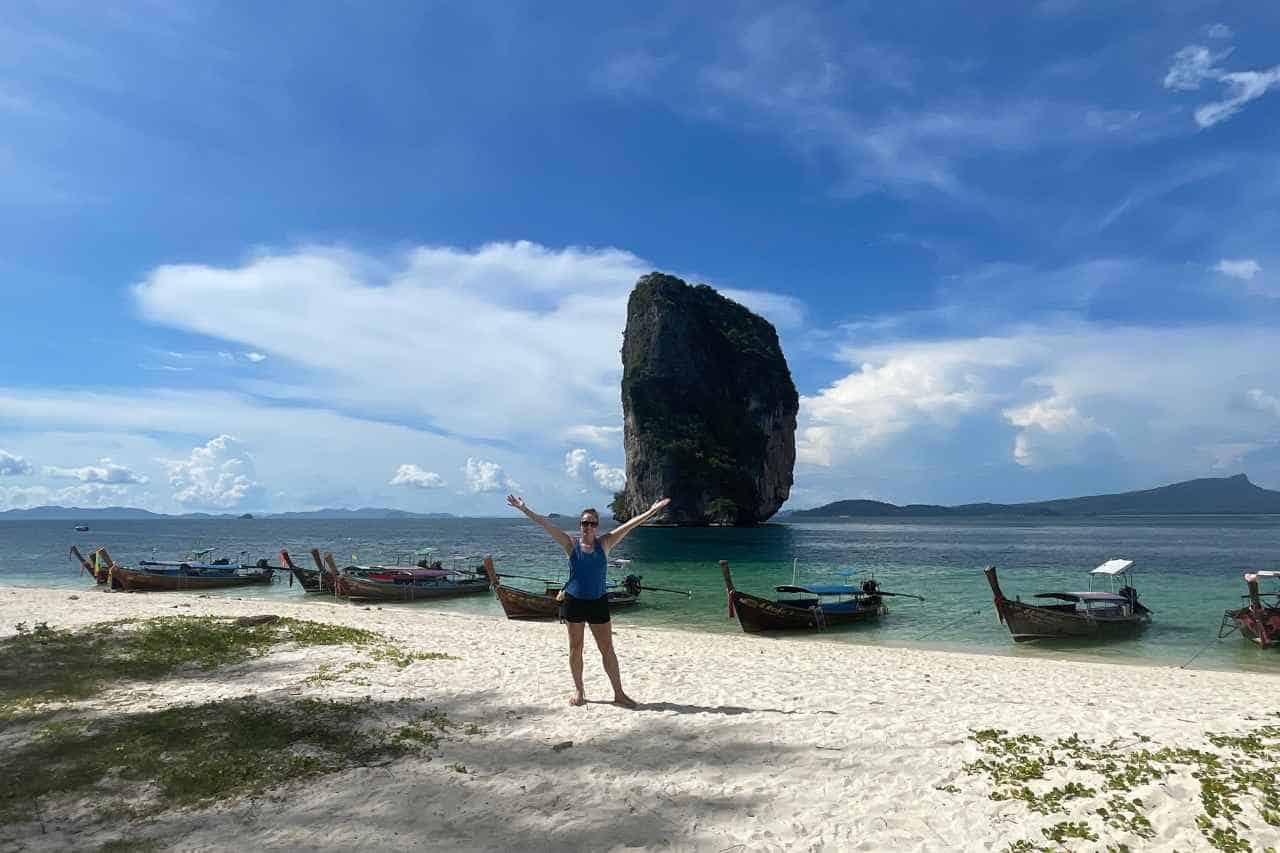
[1220, 571, 1280, 649]
[73, 524, 90, 532]
[720, 559, 918, 633]
[985, 559, 1152, 643]
[482, 558, 640, 619]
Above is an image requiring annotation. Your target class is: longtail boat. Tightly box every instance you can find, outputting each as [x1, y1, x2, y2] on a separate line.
[1220, 571, 1280, 649]
[720, 560, 916, 633]
[70, 545, 123, 589]
[985, 559, 1152, 643]
[320, 553, 490, 602]
[84, 547, 277, 592]
[279, 549, 331, 593]
[481, 558, 639, 619]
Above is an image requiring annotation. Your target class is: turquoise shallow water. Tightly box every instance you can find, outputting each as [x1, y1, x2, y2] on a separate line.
[3, 516, 1278, 673]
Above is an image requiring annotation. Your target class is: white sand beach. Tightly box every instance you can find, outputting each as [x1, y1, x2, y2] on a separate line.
[2, 584, 1279, 852]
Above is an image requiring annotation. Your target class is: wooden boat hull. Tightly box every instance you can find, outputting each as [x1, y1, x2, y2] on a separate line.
[337, 574, 491, 602]
[985, 566, 1150, 643]
[482, 559, 636, 619]
[1223, 578, 1280, 648]
[720, 560, 884, 634]
[113, 564, 275, 592]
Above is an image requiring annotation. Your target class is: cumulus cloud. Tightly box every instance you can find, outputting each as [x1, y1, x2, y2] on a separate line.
[0, 449, 32, 476]
[564, 447, 626, 492]
[464, 457, 517, 493]
[590, 461, 626, 491]
[0, 482, 139, 509]
[798, 337, 1026, 465]
[564, 448, 589, 479]
[163, 435, 262, 508]
[388, 463, 446, 489]
[562, 425, 623, 448]
[1215, 259, 1261, 281]
[797, 325, 1280, 493]
[1004, 396, 1109, 469]
[1164, 43, 1280, 128]
[46, 458, 148, 484]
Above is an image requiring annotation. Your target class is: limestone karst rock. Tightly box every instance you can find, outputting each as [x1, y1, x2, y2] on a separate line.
[617, 273, 798, 526]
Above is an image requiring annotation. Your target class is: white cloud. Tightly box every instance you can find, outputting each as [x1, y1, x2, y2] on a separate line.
[1207, 24, 1233, 40]
[1215, 258, 1261, 281]
[1004, 396, 1109, 469]
[798, 337, 1026, 465]
[1163, 44, 1280, 128]
[1195, 67, 1280, 128]
[590, 461, 626, 492]
[133, 242, 646, 442]
[1163, 45, 1230, 91]
[0, 482, 136, 509]
[464, 457, 517, 493]
[243, 351, 267, 363]
[720, 288, 807, 331]
[797, 324, 1280, 492]
[163, 435, 262, 508]
[45, 457, 148, 484]
[0, 449, 32, 476]
[562, 425, 623, 448]
[1246, 388, 1280, 419]
[564, 448, 589, 478]
[388, 463, 446, 489]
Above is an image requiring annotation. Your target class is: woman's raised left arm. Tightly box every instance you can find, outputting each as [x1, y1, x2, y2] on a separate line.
[599, 497, 670, 553]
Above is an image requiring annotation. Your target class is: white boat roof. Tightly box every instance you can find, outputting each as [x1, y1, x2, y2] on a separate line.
[1245, 570, 1279, 580]
[1091, 559, 1134, 575]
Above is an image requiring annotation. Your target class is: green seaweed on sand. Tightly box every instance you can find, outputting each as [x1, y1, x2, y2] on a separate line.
[0, 616, 444, 719]
[0, 697, 450, 824]
[961, 721, 1280, 851]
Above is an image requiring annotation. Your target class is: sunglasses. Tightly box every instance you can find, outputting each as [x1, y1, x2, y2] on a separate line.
[579, 520, 598, 527]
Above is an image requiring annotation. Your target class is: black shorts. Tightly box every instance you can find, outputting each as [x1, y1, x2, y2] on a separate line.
[560, 593, 610, 624]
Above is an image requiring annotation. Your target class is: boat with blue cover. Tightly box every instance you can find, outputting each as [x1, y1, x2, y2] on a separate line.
[720, 560, 921, 633]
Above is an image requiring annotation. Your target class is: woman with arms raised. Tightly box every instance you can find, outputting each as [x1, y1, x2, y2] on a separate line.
[506, 494, 671, 708]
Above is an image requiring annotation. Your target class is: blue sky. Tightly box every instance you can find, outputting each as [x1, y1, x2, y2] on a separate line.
[2, 1, 1280, 514]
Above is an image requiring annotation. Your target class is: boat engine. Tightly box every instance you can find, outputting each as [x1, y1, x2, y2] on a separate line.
[623, 574, 642, 596]
[256, 558, 270, 569]
[861, 579, 881, 596]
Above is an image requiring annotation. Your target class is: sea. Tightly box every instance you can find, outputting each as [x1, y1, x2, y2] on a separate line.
[3, 516, 1278, 674]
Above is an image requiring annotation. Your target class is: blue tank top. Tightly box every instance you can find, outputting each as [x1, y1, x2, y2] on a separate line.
[565, 539, 607, 600]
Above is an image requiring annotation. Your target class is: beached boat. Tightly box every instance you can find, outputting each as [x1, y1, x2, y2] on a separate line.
[720, 560, 904, 633]
[278, 549, 332, 593]
[481, 558, 639, 619]
[70, 545, 123, 588]
[985, 559, 1152, 643]
[318, 553, 490, 602]
[75, 546, 275, 591]
[1220, 571, 1280, 649]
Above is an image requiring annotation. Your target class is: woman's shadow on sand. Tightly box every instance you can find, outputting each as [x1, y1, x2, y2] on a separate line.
[586, 700, 834, 716]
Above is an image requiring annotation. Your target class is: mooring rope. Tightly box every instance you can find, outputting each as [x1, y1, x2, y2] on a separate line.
[915, 608, 983, 642]
[1179, 631, 1221, 670]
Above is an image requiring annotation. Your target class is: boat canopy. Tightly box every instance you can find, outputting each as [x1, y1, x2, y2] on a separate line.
[1245, 571, 1279, 580]
[1033, 591, 1129, 603]
[775, 584, 861, 596]
[1091, 559, 1134, 575]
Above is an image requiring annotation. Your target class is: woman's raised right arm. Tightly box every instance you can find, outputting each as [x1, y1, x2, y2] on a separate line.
[506, 495, 573, 554]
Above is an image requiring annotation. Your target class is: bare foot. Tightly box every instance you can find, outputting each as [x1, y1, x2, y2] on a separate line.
[612, 693, 637, 709]
[569, 691, 586, 707]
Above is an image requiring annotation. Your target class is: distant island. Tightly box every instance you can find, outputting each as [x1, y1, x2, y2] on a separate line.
[0, 506, 457, 521]
[784, 474, 1280, 519]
